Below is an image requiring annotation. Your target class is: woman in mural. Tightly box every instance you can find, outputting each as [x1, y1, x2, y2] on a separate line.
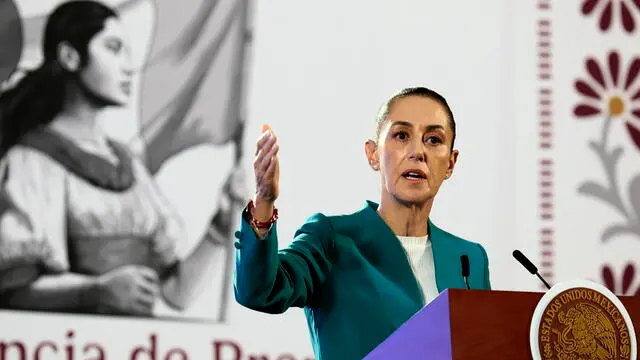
[0, 0, 238, 317]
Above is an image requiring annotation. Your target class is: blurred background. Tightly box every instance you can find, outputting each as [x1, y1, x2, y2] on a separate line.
[0, 0, 639, 358]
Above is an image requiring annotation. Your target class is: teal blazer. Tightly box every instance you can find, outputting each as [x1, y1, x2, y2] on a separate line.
[234, 201, 491, 360]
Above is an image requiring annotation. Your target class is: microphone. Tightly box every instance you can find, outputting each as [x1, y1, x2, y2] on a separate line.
[512, 250, 551, 290]
[460, 255, 470, 290]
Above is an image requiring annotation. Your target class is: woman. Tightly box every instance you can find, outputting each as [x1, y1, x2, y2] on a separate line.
[0, 0, 235, 317]
[234, 87, 492, 359]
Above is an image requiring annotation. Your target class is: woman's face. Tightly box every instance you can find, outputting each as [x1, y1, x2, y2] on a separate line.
[366, 96, 459, 206]
[78, 17, 133, 106]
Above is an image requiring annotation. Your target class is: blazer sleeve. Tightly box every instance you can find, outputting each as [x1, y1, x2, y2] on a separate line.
[478, 243, 492, 290]
[233, 210, 335, 314]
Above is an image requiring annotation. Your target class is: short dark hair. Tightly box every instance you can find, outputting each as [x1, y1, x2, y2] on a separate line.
[374, 87, 456, 150]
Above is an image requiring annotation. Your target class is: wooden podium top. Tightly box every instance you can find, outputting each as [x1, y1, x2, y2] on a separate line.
[365, 288, 640, 360]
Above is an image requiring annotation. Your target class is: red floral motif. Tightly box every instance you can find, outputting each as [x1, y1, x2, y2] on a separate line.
[574, 50, 640, 151]
[582, 0, 640, 33]
[602, 263, 640, 295]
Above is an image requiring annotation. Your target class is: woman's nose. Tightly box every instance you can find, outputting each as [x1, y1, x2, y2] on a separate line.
[408, 141, 426, 162]
[408, 152, 425, 162]
[122, 66, 133, 78]
[121, 56, 134, 76]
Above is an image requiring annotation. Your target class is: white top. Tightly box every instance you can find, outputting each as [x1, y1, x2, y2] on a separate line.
[397, 235, 440, 304]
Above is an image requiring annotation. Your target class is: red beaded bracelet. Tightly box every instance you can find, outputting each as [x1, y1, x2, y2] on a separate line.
[247, 200, 278, 229]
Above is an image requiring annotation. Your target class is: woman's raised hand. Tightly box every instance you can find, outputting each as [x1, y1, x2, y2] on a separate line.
[252, 124, 279, 221]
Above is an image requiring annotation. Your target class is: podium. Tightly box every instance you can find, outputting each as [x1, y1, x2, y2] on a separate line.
[364, 288, 640, 359]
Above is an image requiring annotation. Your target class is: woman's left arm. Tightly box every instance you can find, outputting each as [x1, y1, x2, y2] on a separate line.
[159, 226, 224, 311]
[150, 166, 243, 311]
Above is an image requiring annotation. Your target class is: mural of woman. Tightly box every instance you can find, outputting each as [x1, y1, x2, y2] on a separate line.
[0, 0, 238, 318]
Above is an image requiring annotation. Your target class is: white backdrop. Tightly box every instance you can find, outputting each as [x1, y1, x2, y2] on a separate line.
[3, 0, 638, 359]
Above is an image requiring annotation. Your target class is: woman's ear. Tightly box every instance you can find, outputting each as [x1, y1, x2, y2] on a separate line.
[365, 140, 379, 171]
[445, 149, 459, 179]
[57, 41, 81, 72]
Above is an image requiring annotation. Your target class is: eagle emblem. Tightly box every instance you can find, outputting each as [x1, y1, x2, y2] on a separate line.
[552, 302, 616, 360]
[532, 283, 635, 360]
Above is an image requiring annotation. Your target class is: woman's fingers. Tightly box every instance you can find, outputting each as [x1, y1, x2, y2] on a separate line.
[254, 131, 278, 172]
[264, 155, 278, 179]
[259, 142, 278, 172]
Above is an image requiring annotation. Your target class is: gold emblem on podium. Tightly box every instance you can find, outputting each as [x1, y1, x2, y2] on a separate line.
[530, 280, 637, 360]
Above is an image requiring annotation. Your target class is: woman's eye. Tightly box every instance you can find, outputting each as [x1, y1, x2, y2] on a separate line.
[106, 40, 122, 53]
[425, 136, 443, 145]
[394, 131, 409, 140]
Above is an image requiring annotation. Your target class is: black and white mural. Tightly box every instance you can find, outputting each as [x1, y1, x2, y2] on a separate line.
[0, 0, 252, 322]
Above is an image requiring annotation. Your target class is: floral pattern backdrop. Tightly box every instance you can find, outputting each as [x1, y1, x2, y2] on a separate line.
[576, 0, 640, 296]
[581, 0, 640, 33]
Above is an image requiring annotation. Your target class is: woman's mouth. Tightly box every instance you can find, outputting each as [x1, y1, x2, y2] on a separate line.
[401, 169, 427, 181]
[120, 81, 131, 95]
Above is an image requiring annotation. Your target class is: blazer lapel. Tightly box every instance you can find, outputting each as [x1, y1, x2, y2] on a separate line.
[354, 201, 425, 305]
[428, 219, 445, 292]
[429, 220, 465, 292]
